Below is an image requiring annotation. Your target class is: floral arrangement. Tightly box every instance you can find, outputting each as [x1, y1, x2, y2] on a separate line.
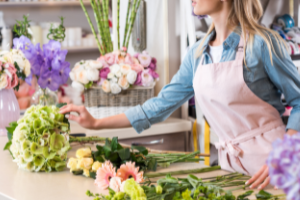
[70, 50, 158, 94]
[94, 161, 144, 192]
[87, 172, 285, 200]
[4, 104, 70, 172]
[13, 16, 70, 92]
[67, 147, 103, 177]
[0, 49, 32, 91]
[267, 132, 300, 200]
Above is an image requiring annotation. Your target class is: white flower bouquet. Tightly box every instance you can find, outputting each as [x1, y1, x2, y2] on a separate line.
[70, 50, 159, 95]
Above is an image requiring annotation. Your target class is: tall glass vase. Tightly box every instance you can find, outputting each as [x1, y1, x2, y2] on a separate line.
[31, 87, 58, 106]
[0, 89, 20, 136]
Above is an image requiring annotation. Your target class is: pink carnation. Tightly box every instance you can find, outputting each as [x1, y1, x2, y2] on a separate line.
[125, 53, 134, 65]
[148, 69, 159, 79]
[99, 67, 110, 79]
[134, 71, 143, 86]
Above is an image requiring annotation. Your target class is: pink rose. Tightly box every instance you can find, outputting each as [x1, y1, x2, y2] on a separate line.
[105, 53, 117, 65]
[7, 63, 17, 74]
[138, 53, 151, 68]
[148, 69, 159, 79]
[6, 73, 18, 89]
[141, 69, 154, 87]
[116, 55, 125, 64]
[134, 71, 142, 86]
[131, 64, 144, 73]
[99, 67, 111, 79]
[124, 53, 134, 65]
[133, 53, 139, 59]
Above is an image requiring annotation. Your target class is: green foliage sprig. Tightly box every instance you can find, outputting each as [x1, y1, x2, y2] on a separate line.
[14, 15, 32, 39]
[47, 17, 66, 42]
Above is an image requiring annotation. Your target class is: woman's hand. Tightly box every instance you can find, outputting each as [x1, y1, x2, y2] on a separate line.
[246, 164, 271, 190]
[59, 104, 97, 130]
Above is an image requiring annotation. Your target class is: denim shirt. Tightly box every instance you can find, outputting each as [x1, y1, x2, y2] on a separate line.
[125, 30, 300, 134]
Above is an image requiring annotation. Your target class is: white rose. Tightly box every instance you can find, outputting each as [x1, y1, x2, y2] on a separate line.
[107, 72, 114, 79]
[0, 74, 8, 90]
[12, 54, 25, 71]
[115, 71, 122, 78]
[89, 60, 103, 69]
[69, 71, 77, 81]
[86, 68, 99, 82]
[126, 70, 137, 84]
[118, 75, 129, 90]
[110, 81, 122, 94]
[76, 69, 89, 84]
[72, 81, 84, 92]
[2, 52, 13, 64]
[111, 77, 118, 83]
[120, 64, 132, 75]
[101, 80, 111, 93]
[73, 62, 85, 72]
[110, 64, 121, 74]
[24, 59, 31, 77]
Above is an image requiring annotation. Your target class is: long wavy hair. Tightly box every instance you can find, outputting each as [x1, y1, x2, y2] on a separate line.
[196, 0, 286, 66]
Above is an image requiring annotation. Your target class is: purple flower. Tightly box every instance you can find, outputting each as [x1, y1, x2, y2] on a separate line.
[13, 36, 35, 60]
[30, 44, 45, 76]
[267, 133, 300, 200]
[134, 71, 142, 86]
[43, 40, 61, 59]
[57, 61, 70, 85]
[148, 69, 159, 79]
[52, 49, 68, 70]
[38, 71, 61, 91]
[192, 10, 207, 20]
[100, 67, 110, 79]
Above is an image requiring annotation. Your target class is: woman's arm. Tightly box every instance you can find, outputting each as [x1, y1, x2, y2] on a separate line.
[60, 42, 200, 131]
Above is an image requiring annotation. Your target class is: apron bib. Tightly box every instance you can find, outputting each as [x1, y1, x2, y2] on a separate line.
[193, 37, 285, 175]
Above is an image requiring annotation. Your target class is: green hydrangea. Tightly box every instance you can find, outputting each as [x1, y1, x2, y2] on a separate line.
[123, 179, 147, 200]
[10, 105, 70, 172]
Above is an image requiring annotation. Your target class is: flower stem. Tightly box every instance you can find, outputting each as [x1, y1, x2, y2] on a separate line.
[69, 136, 110, 144]
[145, 165, 221, 178]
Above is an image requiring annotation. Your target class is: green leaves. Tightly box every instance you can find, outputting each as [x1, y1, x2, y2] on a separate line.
[237, 190, 253, 200]
[255, 190, 273, 199]
[117, 148, 130, 160]
[14, 15, 32, 39]
[47, 17, 66, 42]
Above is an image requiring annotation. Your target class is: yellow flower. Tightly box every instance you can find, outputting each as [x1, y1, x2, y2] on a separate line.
[83, 169, 90, 177]
[92, 161, 102, 171]
[67, 157, 79, 172]
[0, 74, 8, 90]
[76, 148, 92, 159]
[77, 158, 94, 170]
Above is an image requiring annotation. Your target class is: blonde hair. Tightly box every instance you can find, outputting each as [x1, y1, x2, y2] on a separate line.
[196, 0, 286, 66]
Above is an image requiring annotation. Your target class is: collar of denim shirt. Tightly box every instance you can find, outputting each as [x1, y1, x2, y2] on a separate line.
[201, 27, 241, 54]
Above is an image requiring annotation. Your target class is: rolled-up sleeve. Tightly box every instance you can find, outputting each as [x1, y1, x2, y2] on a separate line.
[263, 37, 300, 131]
[125, 43, 198, 133]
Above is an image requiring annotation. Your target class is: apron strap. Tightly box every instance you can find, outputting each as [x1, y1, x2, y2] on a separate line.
[235, 36, 245, 61]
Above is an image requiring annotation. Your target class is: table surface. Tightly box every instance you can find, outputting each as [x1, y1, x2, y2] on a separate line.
[0, 137, 284, 200]
[69, 117, 192, 139]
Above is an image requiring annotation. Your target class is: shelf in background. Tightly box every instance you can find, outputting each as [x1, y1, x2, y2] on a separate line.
[0, 1, 90, 7]
[63, 45, 99, 53]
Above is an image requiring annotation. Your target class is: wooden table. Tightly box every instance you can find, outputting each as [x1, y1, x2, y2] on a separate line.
[0, 137, 284, 200]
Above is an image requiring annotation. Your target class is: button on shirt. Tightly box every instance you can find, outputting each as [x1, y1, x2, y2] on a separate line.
[125, 28, 300, 134]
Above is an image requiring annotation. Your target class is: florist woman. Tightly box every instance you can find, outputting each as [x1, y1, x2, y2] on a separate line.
[60, 0, 300, 191]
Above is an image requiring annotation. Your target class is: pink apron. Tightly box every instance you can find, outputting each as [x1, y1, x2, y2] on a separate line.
[193, 37, 286, 175]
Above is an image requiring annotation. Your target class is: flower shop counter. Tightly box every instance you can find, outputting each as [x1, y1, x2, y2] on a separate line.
[0, 137, 283, 200]
[69, 117, 192, 139]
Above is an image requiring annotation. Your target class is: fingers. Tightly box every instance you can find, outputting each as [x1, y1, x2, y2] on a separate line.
[246, 165, 267, 185]
[66, 114, 81, 123]
[248, 166, 269, 189]
[59, 104, 83, 114]
[257, 176, 270, 190]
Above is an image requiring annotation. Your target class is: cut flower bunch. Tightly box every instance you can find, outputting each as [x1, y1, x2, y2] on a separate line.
[86, 173, 286, 200]
[70, 50, 159, 94]
[4, 104, 70, 172]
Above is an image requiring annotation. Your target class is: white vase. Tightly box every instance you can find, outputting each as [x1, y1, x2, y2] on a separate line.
[0, 89, 20, 136]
